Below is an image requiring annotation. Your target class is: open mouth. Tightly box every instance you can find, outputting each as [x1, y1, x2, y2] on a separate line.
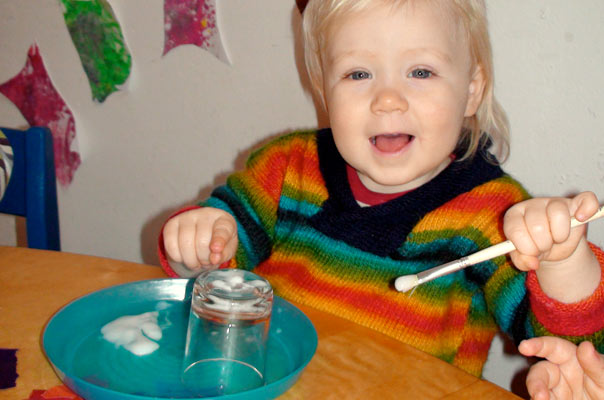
[370, 133, 413, 153]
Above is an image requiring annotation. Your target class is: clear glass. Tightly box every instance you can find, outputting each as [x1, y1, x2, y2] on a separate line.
[182, 269, 273, 396]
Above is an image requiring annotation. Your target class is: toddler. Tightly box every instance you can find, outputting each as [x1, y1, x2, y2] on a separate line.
[159, 0, 604, 397]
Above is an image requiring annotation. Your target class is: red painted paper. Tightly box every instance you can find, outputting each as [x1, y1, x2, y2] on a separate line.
[163, 0, 229, 64]
[0, 44, 81, 186]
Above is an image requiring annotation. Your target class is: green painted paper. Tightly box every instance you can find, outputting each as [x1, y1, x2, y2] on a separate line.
[60, 0, 131, 102]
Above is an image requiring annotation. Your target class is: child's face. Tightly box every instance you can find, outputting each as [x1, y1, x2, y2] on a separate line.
[321, 1, 484, 193]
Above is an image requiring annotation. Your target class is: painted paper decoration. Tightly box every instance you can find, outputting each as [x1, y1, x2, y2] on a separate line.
[0, 45, 81, 186]
[163, 0, 230, 64]
[60, 0, 131, 103]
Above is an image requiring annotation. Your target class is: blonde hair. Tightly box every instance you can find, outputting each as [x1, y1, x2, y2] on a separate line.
[302, 0, 510, 161]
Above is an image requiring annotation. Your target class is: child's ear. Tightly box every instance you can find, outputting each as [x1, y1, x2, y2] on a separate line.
[464, 65, 486, 117]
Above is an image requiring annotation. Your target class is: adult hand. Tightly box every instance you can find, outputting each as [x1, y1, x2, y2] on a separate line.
[519, 337, 604, 400]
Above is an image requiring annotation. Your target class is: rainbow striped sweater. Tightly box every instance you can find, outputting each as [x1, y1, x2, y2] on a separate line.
[160, 129, 604, 377]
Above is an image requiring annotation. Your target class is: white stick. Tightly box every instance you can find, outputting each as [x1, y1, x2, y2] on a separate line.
[394, 204, 604, 293]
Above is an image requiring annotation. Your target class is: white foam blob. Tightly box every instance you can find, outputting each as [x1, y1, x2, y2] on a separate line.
[211, 270, 270, 293]
[140, 321, 162, 341]
[202, 270, 271, 314]
[211, 279, 231, 291]
[124, 337, 160, 356]
[227, 273, 244, 286]
[101, 311, 162, 356]
[205, 294, 264, 313]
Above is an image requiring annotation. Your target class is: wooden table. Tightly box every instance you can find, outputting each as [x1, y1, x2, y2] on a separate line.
[0, 246, 520, 399]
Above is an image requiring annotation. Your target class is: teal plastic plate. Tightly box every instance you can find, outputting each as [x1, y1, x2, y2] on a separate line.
[43, 279, 317, 400]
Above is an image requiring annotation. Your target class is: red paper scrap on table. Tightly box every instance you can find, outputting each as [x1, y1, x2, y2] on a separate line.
[26, 385, 83, 400]
[0, 44, 81, 186]
[163, 0, 230, 64]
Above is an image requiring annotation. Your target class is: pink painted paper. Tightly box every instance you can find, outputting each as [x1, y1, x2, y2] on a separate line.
[163, 0, 230, 64]
[0, 44, 81, 186]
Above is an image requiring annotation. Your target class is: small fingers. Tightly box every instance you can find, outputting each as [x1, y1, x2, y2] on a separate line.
[571, 191, 599, 222]
[193, 218, 214, 266]
[523, 205, 554, 254]
[162, 208, 238, 272]
[505, 204, 545, 271]
[504, 205, 539, 257]
[504, 196, 595, 267]
[210, 216, 236, 252]
[542, 193, 598, 241]
[162, 218, 183, 263]
[544, 199, 572, 244]
[178, 219, 204, 269]
[509, 252, 540, 271]
[209, 215, 237, 265]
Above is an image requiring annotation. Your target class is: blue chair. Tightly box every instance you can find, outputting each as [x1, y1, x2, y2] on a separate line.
[0, 126, 60, 250]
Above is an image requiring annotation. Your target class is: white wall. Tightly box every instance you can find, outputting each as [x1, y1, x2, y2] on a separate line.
[485, 2, 604, 395]
[1, 0, 603, 395]
[0, 0, 319, 262]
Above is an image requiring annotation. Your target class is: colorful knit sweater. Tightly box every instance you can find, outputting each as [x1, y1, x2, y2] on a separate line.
[159, 129, 604, 377]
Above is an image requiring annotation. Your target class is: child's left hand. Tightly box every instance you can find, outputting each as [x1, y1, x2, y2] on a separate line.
[518, 337, 604, 400]
[503, 192, 599, 272]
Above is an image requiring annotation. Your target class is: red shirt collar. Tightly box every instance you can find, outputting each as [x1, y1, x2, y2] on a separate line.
[346, 164, 410, 206]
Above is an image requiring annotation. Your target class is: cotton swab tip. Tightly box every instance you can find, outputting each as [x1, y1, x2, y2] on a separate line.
[394, 275, 419, 293]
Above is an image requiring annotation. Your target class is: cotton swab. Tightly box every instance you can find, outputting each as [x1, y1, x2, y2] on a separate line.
[394, 204, 604, 293]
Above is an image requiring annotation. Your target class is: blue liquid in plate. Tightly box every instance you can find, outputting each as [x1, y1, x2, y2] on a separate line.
[71, 300, 189, 397]
[43, 280, 313, 400]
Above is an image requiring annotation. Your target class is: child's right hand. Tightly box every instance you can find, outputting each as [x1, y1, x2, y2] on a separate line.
[162, 207, 238, 272]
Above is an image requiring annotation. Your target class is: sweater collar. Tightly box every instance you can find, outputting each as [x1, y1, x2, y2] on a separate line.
[310, 128, 504, 257]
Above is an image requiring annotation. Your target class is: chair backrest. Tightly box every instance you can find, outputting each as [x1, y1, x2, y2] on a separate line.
[0, 126, 60, 250]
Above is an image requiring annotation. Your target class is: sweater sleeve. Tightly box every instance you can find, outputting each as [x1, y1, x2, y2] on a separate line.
[460, 177, 604, 350]
[485, 230, 604, 350]
[201, 134, 305, 271]
[525, 242, 604, 337]
[158, 131, 318, 276]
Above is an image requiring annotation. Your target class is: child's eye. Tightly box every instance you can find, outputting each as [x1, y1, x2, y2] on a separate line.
[347, 71, 372, 80]
[408, 69, 433, 79]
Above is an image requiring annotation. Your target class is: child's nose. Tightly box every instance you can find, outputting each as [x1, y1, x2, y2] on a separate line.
[370, 86, 409, 114]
